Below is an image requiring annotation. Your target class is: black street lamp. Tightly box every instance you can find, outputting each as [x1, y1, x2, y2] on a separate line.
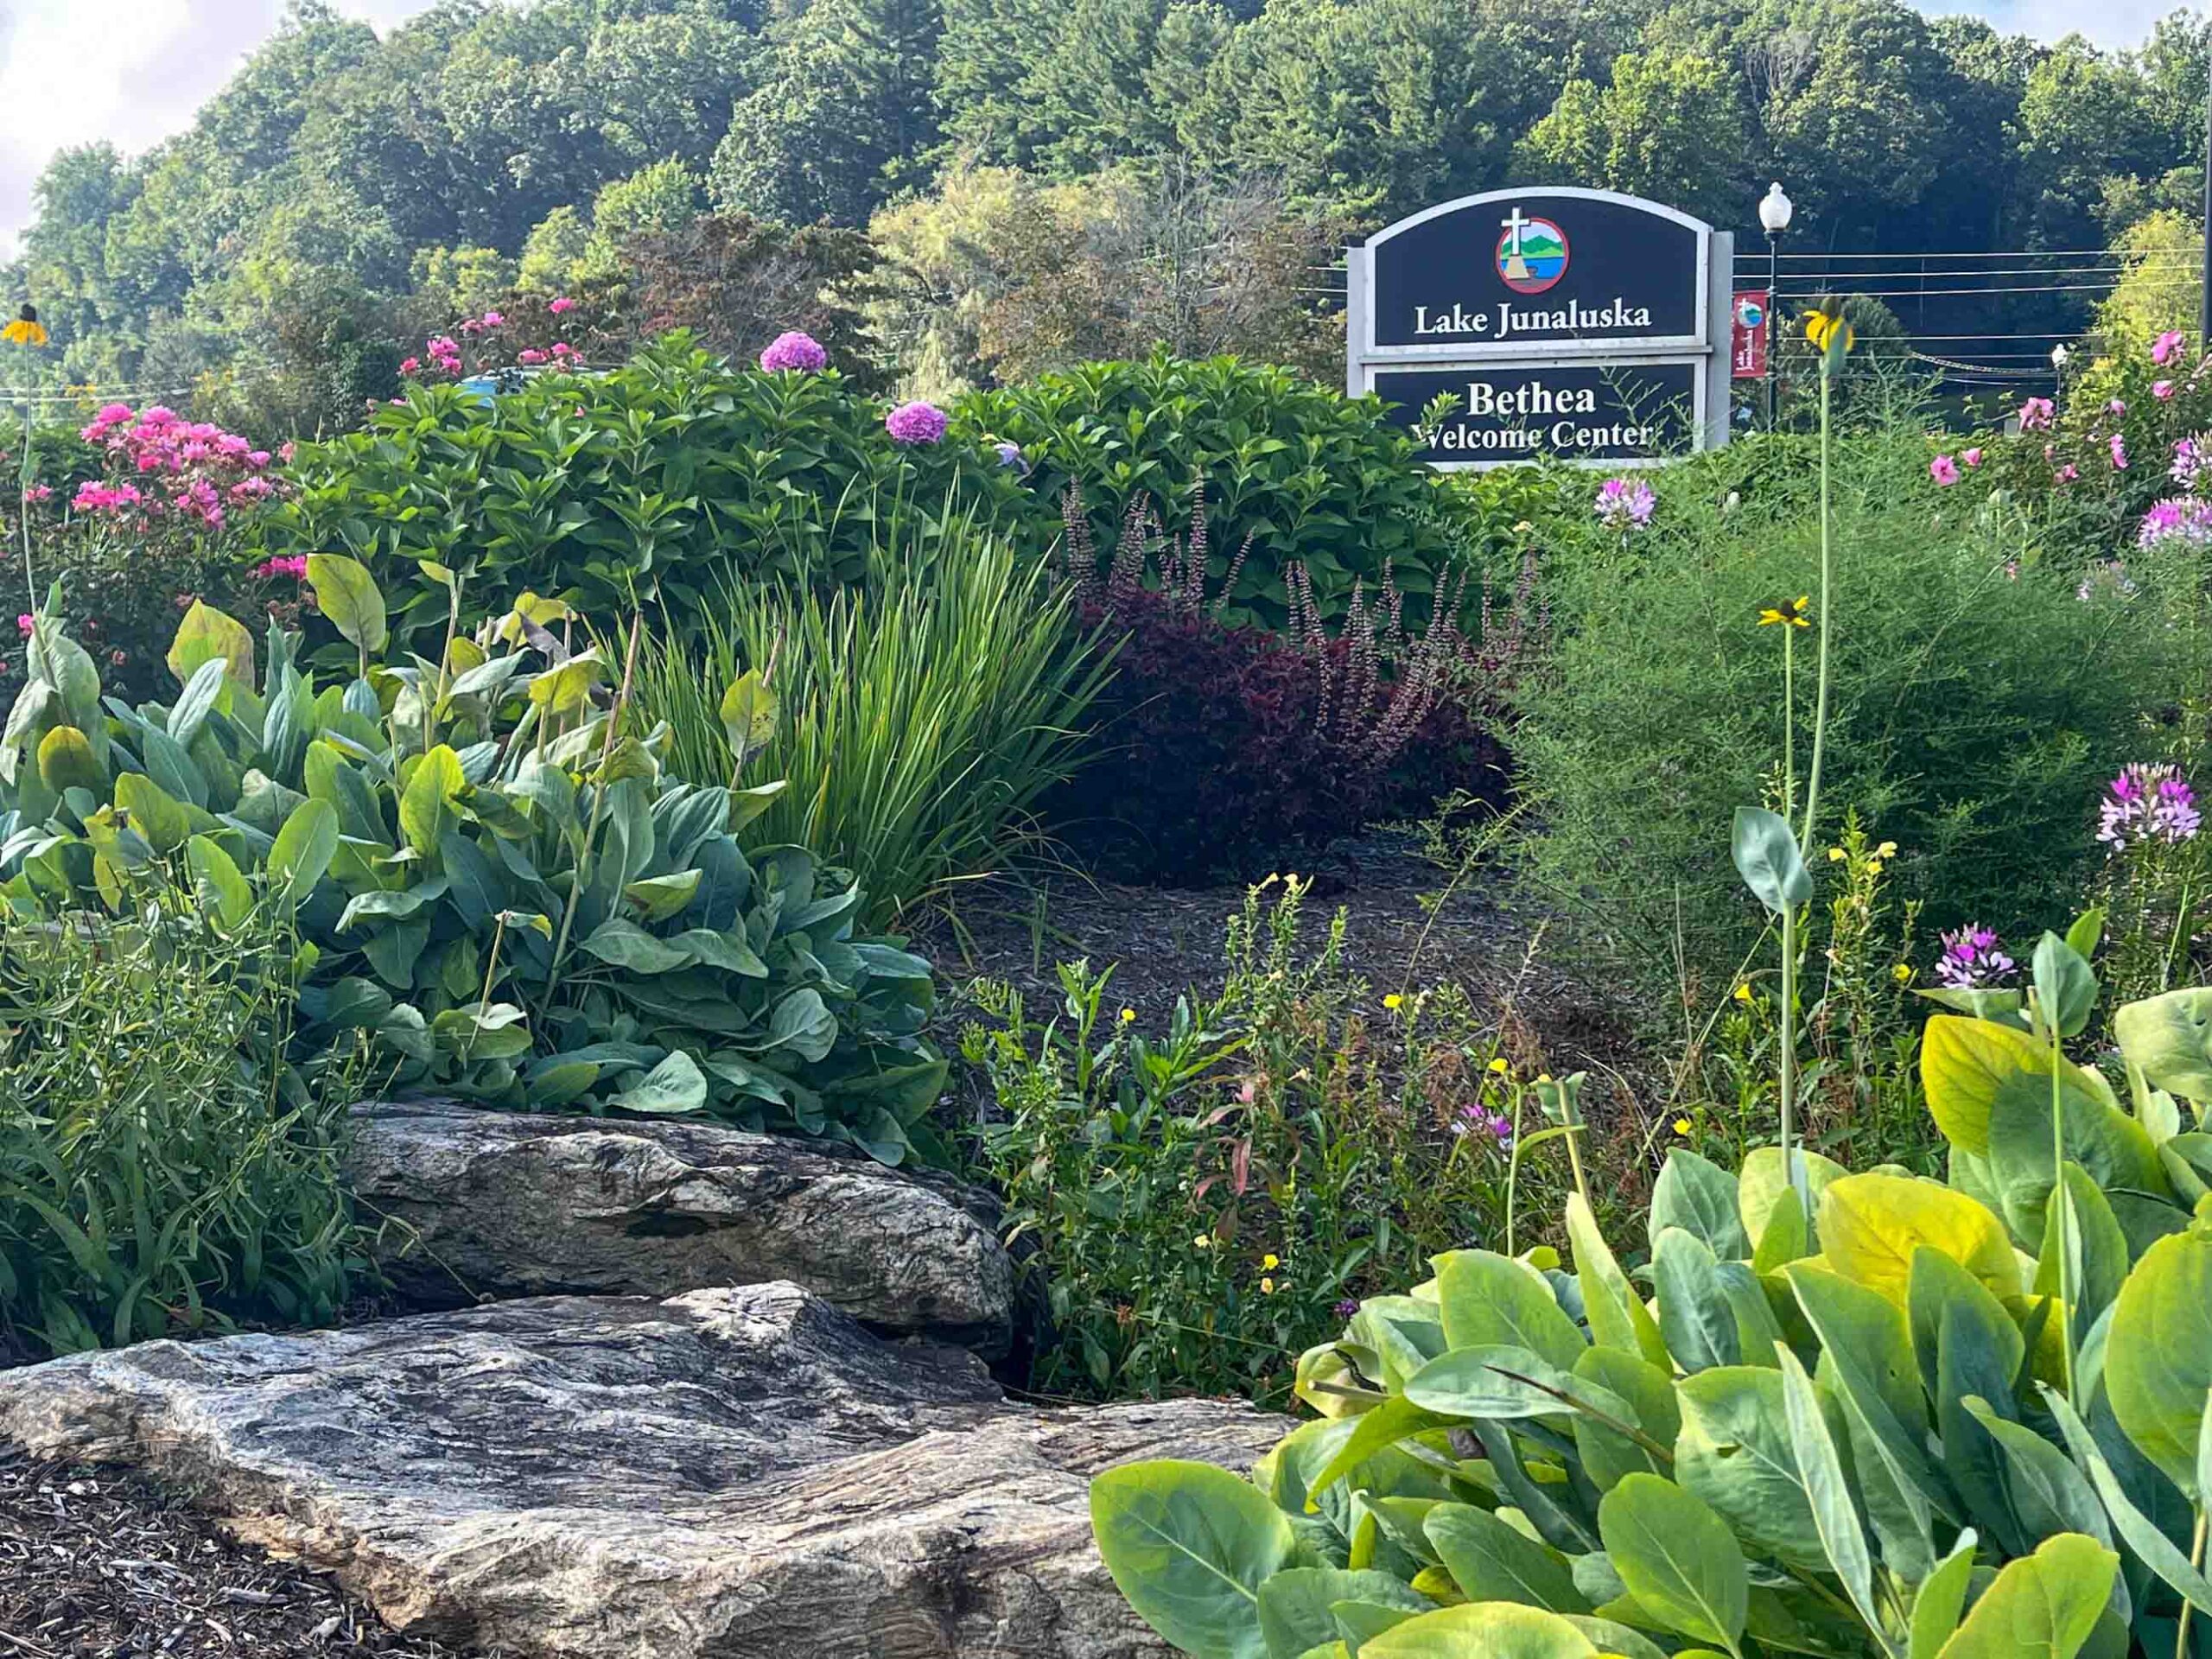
[1758, 182, 1793, 429]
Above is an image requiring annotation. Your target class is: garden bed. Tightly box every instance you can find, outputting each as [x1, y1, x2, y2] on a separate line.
[0, 1446, 484, 1658]
[927, 830, 1649, 1101]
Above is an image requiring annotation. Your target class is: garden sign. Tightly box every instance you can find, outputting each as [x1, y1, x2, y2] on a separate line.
[1345, 188, 1734, 469]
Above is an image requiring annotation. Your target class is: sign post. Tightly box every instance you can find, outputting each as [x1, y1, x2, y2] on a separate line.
[1344, 188, 1734, 469]
[1732, 290, 1769, 380]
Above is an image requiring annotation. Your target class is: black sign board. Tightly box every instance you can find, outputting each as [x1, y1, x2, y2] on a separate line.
[1366, 191, 1704, 353]
[1373, 362, 1697, 466]
[1348, 187, 1730, 469]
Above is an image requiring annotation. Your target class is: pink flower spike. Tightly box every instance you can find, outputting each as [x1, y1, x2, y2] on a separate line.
[1929, 454, 1960, 486]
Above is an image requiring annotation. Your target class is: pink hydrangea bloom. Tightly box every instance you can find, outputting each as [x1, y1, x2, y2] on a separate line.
[549, 296, 575, 315]
[1929, 454, 1959, 486]
[886, 400, 949, 444]
[760, 331, 830, 373]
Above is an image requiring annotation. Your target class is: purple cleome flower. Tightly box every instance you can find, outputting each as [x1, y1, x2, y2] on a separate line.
[1936, 924, 2016, 989]
[2175, 435, 2212, 491]
[886, 400, 949, 444]
[1594, 476, 1656, 531]
[760, 331, 830, 373]
[2100, 762, 2202, 849]
[2139, 497, 2212, 550]
[1334, 1298, 1361, 1319]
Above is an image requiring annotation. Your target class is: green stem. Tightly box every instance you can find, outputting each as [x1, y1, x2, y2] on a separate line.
[461, 912, 508, 1067]
[1783, 615, 1796, 820]
[1782, 899, 1804, 1211]
[1800, 370, 1835, 855]
[2177, 1510, 2207, 1659]
[2039, 989, 2078, 1409]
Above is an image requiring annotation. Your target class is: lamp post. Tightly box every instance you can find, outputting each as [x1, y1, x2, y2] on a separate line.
[1758, 182, 1793, 429]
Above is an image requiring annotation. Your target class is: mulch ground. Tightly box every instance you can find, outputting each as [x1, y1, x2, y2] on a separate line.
[923, 829, 1650, 1103]
[0, 1446, 486, 1658]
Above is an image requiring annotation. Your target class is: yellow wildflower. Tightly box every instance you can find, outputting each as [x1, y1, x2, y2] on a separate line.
[1828, 846, 1846, 861]
[1892, 963, 1913, 983]
[1673, 1117, 1693, 1136]
[1488, 1057, 1510, 1074]
[1192, 1234, 1213, 1249]
[1733, 982, 1754, 1003]
[1260, 1277, 1277, 1294]
[1804, 307, 1855, 356]
[1875, 841, 1897, 860]
[1758, 594, 1812, 628]
[1382, 993, 1402, 1010]
[1262, 1253, 1280, 1270]
[1119, 1007, 1135, 1024]
[2, 305, 46, 349]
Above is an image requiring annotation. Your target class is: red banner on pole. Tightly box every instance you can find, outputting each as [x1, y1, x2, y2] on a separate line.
[1732, 290, 1769, 379]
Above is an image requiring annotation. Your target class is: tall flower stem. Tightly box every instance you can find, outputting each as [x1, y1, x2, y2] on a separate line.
[1781, 899, 1802, 1211]
[1783, 620, 1796, 817]
[2047, 997, 2078, 1411]
[1799, 370, 1835, 855]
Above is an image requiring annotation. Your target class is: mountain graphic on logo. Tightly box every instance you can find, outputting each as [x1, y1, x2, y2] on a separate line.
[1496, 213, 1568, 295]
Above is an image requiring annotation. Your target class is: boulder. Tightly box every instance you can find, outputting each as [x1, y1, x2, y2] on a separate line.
[346, 1099, 1014, 1352]
[0, 1283, 1282, 1658]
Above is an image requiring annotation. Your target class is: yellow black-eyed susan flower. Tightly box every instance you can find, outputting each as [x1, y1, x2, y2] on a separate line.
[1803, 299, 1853, 373]
[2, 305, 46, 349]
[1758, 594, 1813, 628]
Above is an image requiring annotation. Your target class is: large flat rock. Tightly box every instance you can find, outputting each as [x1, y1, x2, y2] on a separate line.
[0, 1284, 1281, 1657]
[346, 1099, 1014, 1352]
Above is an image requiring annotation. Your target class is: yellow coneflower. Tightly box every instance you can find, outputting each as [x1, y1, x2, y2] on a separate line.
[1803, 301, 1854, 372]
[1758, 594, 1812, 628]
[3, 305, 46, 349]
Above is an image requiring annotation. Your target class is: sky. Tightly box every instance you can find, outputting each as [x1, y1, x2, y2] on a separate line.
[0, 0, 2185, 264]
[0, 0, 438, 262]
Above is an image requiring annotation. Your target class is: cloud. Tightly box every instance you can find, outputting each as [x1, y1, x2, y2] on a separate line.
[0, 0, 442, 263]
[1917, 0, 2182, 48]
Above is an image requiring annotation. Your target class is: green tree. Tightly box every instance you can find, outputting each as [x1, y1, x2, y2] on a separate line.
[711, 0, 942, 226]
[1514, 49, 1751, 226]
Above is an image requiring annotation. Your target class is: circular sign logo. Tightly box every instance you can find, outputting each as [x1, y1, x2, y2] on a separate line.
[1734, 296, 1765, 329]
[1496, 209, 1568, 295]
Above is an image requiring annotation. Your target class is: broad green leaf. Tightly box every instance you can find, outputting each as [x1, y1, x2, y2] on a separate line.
[623, 868, 702, 922]
[1567, 1192, 1669, 1368]
[1732, 806, 1812, 915]
[1675, 1366, 1827, 1572]
[1258, 1569, 1430, 1659]
[581, 919, 691, 975]
[1306, 1396, 1454, 1497]
[1984, 1074, 2164, 1250]
[2115, 988, 2212, 1102]
[267, 798, 340, 905]
[1738, 1145, 1847, 1249]
[1932, 1534, 2116, 1659]
[2031, 931, 2097, 1041]
[36, 726, 102, 794]
[1090, 1459, 1302, 1659]
[2066, 908, 2107, 959]
[1960, 1397, 2110, 1548]
[1777, 1346, 1879, 1637]
[719, 669, 779, 768]
[1653, 1227, 1741, 1374]
[1423, 1503, 1590, 1613]
[1923, 1014, 2062, 1156]
[112, 772, 190, 855]
[1361, 1602, 1601, 1659]
[307, 553, 388, 655]
[399, 745, 467, 859]
[1403, 1344, 1578, 1421]
[1597, 1473, 1748, 1649]
[1434, 1249, 1585, 1370]
[1571, 1347, 1679, 1491]
[764, 988, 836, 1062]
[1908, 1533, 1980, 1659]
[2042, 1386, 2212, 1616]
[186, 834, 252, 931]
[609, 1050, 709, 1115]
[167, 601, 255, 691]
[1650, 1149, 1751, 1260]
[2105, 1225, 2212, 1499]
[1818, 1173, 2018, 1307]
